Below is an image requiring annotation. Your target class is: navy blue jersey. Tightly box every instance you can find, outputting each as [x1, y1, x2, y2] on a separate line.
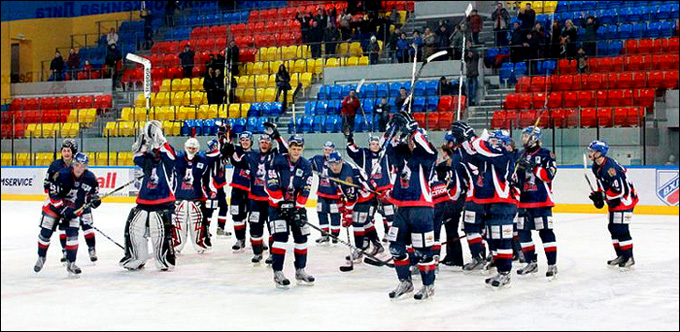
[134, 142, 177, 205]
[205, 147, 227, 191]
[517, 147, 557, 208]
[457, 140, 482, 202]
[391, 131, 438, 207]
[43, 168, 99, 217]
[346, 144, 395, 192]
[229, 138, 288, 201]
[44, 158, 71, 193]
[327, 162, 375, 205]
[592, 157, 639, 212]
[265, 154, 313, 208]
[226, 145, 252, 193]
[470, 137, 517, 205]
[174, 152, 211, 201]
[311, 154, 342, 199]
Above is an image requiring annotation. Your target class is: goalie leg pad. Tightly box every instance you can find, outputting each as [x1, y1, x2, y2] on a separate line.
[123, 207, 150, 270]
[149, 208, 176, 270]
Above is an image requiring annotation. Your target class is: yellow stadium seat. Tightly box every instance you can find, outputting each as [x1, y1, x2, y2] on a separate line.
[262, 88, 276, 102]
[349, 42, 363, 57]
[253, 62, 264, 75]
[239, 103, 251, 118]
[25, 123, 37, 138]
[245, 62, 254, 75]
[268, 46, 280, 61]
[176, 106, 188, 120]
[117, 122, 131, 137]
[172, 121, 181, 136]
[253, 88, 265, 102]
[156, 92, 169, 107]
[246, 75, 257, 89]
[1, 153, 11, 166]
[297, 45, 310, 58]
[359, 56, 369, 66]
[337, 43, 350, 56]
[300, 72, 313, 87]
[256, 74, 269, 88]
[131, 107, 145, 121]
[180, 78, 191, 91]
[228, 104, 240, 118]
[67, 109, 78, 123]
[314, 58, 324, 75]
[171, 92, 184, 106]
[266, 74, 276, 88]
[85, 109, 97, 123]
[104, 122, 118, 137]
[398, 11, 406, 25]
[378, 40, 384, 52]
[182, 106, 197, 119]
[198, 105, 209, 119]
[271, 60, 284, 73]
[235, 88, 245, 102]
[117, 152, 132, 166]
[135, 93, 146, 107]
[285, 89, 294, 103]
[190, 77, 202, 91]
[160, 79, 172, 92]
[282, 46, 296, 60]
[188, 91, 204, 105]
[217, 104, 228, 118]
[257, 47, 267, 61]
[290, 73, 299, 85]
[326, 58, 339, 68]
[306, 59, 316, 74]
[152, 106, 165, 120]
[347, 57, 359, 66]
[16, 153, 30, 166]
[69, 123, 79, 137]
[171, 78, 182, 91]
[293, 59, 306, 73]
[238, 76, 250, 88]
[244, 88, 255, 103]
[120, 107, 133, 121]
[41, 123, 55, 138]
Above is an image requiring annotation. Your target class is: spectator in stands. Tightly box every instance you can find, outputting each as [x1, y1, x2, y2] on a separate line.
[339, 9, 353, 39]
[395, 87, 408, 111]
[141, 9, 153, 50]
[396, 32, 410, 63]
[107, 28, 119, 46]
[524, 30, 540, 75]
[297, 9, 311, 43]
[450, 24, 465, 60]
[179, 44, 195, 79]
[204, 68, 217, 104]
[532, 23, 547, 58]
[67, 48, 80, 80]
[438, 76, 452, 96]
[324, 24, 341, 55]
[341, 90, 361, 134]
[549, 20, 562, 59]
[436, 24, 451, 60]
[389, 28, 401, 62]
[576, 47, 588, 73]
[467, 9, 483, 45]
[228, 76, 238, 104]
[82, 60, 94, 80]
[165, 0, 177, 28]
[315, 7, 328, 30]
[518, 2, 536, 33]
[104, 44, 122, 81]
[389, 7, 401, 28]
[214, 69, 225, 105]
[437, 19, 451, 36]
[309, 20, 323, 58]
[206, 54, 217, 72]
[492, 2, 510, 46]
[375, 97, 390, 131]
[275, 64, 291, 105]
[581, 15, 600, 57]
[49, 51, 65, 81]
[215, 51, 226, 74]
[226, 40, 240, 76]
[464, 40, 480, 106]
[510, 22, 524, 63]
[410, 30, 423, 62]
[366, 35, 381, 64]
[328, 7, 338, 29]
[561, 19, 578, 59]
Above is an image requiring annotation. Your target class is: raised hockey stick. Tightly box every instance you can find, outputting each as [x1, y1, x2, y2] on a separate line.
[93, 226, 125, 250]
[402, 50, 448, 112]
[305, 221, 395, 268]
[583, 153, 596, 192]
[75, 175, 144, 215]
[355, 79, 371, 134]
[290, 82, 303, 134]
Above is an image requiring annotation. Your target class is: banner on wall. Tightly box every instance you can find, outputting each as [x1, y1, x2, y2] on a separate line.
[0, 167, 133, 196]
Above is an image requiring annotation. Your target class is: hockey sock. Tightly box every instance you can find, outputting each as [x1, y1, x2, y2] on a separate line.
[407, 246, 418, 266]
[65, 228, 79, 263]
[330, 213, 341, 237]
[466, 232, 484, 259]
[234, 219, 247, 241]
[251, 236, 263, 255]
[59, 231, 67, 252]
[539, 230, 557, 265]
[518, 230, 537, 262]
[37, 229, 52, 257]
[83, 228, 96, 249]
[494, 239, 513, 273]
[616, 224, 634, 259]
[270, 241, 287, 271]
[293, 243, 308, 269]
[608, 224, 623, 257]
[353, 223, 366, 249]
[418, 257, 436, 286]
[393, 255, 411, 281]
[365, 224, 379, 244]
[318, 212, 330, 234]
[432, 242, 441, 259]
[217, 216, 227, 230]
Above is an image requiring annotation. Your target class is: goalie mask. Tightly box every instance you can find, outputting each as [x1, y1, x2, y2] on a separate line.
[184, 138, 200, 160]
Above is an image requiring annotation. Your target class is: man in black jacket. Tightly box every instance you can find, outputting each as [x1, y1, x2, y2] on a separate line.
[179, 44, 195, 79]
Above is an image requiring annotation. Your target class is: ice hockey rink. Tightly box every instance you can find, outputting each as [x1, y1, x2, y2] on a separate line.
[1, 200, 678, 330]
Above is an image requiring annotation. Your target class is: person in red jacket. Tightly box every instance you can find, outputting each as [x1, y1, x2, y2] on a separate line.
[341, 90, 361, 134]
[467, 9, 483, 45]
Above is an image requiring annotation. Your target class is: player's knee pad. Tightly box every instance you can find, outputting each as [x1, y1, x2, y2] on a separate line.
[389, 242, 408, 260]
[609, 223, 631, 239]
[410, 231, 435, 249]
[39, 213, 60, 231]
[487, 224, 514, 240]
[538, 229, 556, 242]
[39, 227, 54, 242]
[518, 229, 533, 242]
[268, 218, 289, 236]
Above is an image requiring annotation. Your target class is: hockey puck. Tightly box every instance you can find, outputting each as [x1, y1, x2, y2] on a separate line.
[339, 264, 354, 272]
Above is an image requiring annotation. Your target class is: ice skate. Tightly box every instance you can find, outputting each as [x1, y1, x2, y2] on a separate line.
[618, 257, 635, 271]
[463, 257, 485, 272]
[295, 268, 315, 285]
[251, 254, 263, 264]
[34, 256, 46, 273]
[517, 261, 538, 275]
[66, 262, 82, 276]
[232, 239, 245, 252]
[315, 235, 330, 245]
[367, 241, 384, 256]
[409, 264, 419, 275]
[265, 255, 273, 265]
[607, 255, 625, 267]
[345, 250, 363, 263]
[413, 285, 435, 300]
[546, 265, 558, 280]
[388, 279, 414, 299]
[274, 271, 290, 288]
[332, 237, 338, 244]
[88, 248, 98, 262]
[486, 271, 511, 288]
[60, 250, 67, 264]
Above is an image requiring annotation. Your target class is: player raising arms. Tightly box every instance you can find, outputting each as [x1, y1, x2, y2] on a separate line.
[311, 141, 342, 244]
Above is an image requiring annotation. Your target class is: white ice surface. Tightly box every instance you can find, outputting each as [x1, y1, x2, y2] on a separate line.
[1, 201, 678, 330]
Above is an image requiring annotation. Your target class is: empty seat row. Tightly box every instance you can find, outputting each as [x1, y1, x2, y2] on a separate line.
[9, 95, 112, 111]
[1, 150, 129, 166]
[515, 71, 679, 93]
[236, 72, 313, 89]
[492, 107, 646, 129]
[135, 91, 208, 108]
[104, 121, 181, 137]
[24, 123, 80, 138]
[504, 89, 656, 110]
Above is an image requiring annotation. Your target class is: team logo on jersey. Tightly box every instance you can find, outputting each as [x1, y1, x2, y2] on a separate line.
[656, 170, 679, 206]
[608, 168, 617, 177]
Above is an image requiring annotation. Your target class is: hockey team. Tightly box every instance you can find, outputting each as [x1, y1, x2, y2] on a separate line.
[34, 109, 639, 299]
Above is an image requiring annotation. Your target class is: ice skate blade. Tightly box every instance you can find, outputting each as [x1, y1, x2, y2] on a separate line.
[486, 282, 512, 290]
[296, 280, 315, 286]
[275, 283, 290, 290]
[546, 275, 557, 282]
[618, 266, 634, 272]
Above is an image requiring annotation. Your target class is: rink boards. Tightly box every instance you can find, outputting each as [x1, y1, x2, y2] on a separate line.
[1, 165, 678, 215]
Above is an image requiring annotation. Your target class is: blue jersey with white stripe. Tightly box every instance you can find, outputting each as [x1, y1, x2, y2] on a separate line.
[134, 143, 177, 205]
[390, 131, 438, 207]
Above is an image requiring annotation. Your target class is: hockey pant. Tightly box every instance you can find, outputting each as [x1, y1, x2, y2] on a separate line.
[214, 186, 229, 230]
[483, 203, 517, 274]
[353, 202, 379, 249]
[463, 201, 486, 261]
[268, 206, 310, 272]
[434, 200, 464, 266]
[375, 199, 396, 235]
[121, 206, 176, 270]
[38, 212, 79, 263]
[57, 211, 96, 254]
[517, 207, 557, 265]
[608, 209, 634, 259]
[388, 207, 436, 286]
[316, 196, 341, 237]
[230, 188, 250, 241]
[248, 200, 271, 256]
[174, 200, 210, 253]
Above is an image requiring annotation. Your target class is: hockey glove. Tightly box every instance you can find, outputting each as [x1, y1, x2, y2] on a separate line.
[517, 158, 533, 172]
[345, 131, 355, 146]
[280, 200, 295, 220]
[263, 122, 280, 140]
[607, 198, 622, 210]
[293, 208, 308, 228]
[341, 209, 353, 227]
[589, 191, 605, 209]
[87, 195, 102, 209]
[61, 206, 80, 221]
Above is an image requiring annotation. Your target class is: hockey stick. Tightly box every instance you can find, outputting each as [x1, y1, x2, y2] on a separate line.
[290, 82, 303, 134]
[363, 234, 467, 267]
[340, 227, 355, 272]
[402, 50, 448, 112]
[75, 175, 144, 215]
[93, 226, 125, 250]
[583, 154, 596, 192]
[355, 79, 371, 134]
[305, 221, 395, 268]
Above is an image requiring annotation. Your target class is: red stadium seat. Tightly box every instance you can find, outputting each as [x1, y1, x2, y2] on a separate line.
[611, 56, 625, 72]
[426, 112, 439, 130]
[547, 92, 563, 108]
[653, 38, 668, 53]
[42, 97, 57, 110]
[555, 75, 573, 91]
[491, 110, 506, 129]
[550, 109, 566, 128]
[626, 55, 648, 71]
[648, 71, 665, 89]
[624, 39, 638, 54]
[437, 96, 454, 112]
[152, 68, 166, 81]
[583, 73, 604, 90]
[578, 90, 595, 107]
[617, 72, 632, 89]
[669, 38, 679, 54]
[663, 71, 679, 90]
[167, 66, 182, 79]
[76, 96, 93, 109]
[95, 95, 112, 109]
[531, 76, 548, 92]
[57, 96, 72, 109]
[581, 108, 597, 127]
[627, 107, 643, 127]
[614, 107, 628, 127]
[505, 110, 518, 129]
[597, 107, 613, 127]
[519, 110, 537, 128]
[595, 90, 607, 107]
[438, 112, 454, 130]
[636, 88, 655, 107]
[558, 59, 576, 74]
[516, 77, 531, 93]
[563, 91, 578, 108]
[504, 94, 518, 109]
[620, 89, 634, 106]
[413, 112, 426, 128]
[215, 38, 227, 51]
[637, 39, 653, 54]
[517, 93, 532, 109]
[599, 57, 613, 73]
[587, 58, 600, 73]
[629, 71, 647, 89]
[607, 73, 619, 89]
[532, 93, 547, 109]
[607, 89, 623, 107]
[659, 54, 677, 70]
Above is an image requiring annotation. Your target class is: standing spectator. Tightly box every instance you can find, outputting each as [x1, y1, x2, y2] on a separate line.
[275, 64, 291, 105]
[395, 87, 408, 111]
[204, 68, 216, 104]
[492, 2, 510, 46]
[389, 28, 401, 62]
[581, 15, 600, 56]
[107, 28, 119, 46]
[467, 9, 483, 45]
[214, 69, 225, 105]
[228, 76, 238, 103]
[179, 44, 195, 79]
[524, 31, 540, 75]
[437, 19, 451, 35]
[437, 76, 452, 96]
[549, 20, 562, 59]
[561, 19, 578, 59]
[339, 10, 353, 39]
[396, 32, 410, 63]
[324, 24, 341, 55]
[206, 54, 217, 72]
[226, 40, 240, 76]
[422, 27, 437, 59]
[297, 9, 311, 43]
[464, 41, 480, 106]
[510, 22, 525, 63]
[315, 7, 328, 30]
[341, 90, 361, 134]
[165, 0, 177, 28]
[366, 35, 381, 64]
[410, 30, 423, 62]
[533, 23, 547, 59]
[215, 51, 226, 74]
[450, 24, 465, 60]
[436, 24, 451, 60]
[389, 7, 401, 28]
[309, 20, 323, 58]
[375, 97, 390, 131]
[576, 47, 588, 73]
[104, 44, 122, 82]
[518, 2, 536, 33]
[67, 48, 80, 80]
[49, 51, 65, 81]
[141, 9, 153, 50]
[82, 60, 94, 80]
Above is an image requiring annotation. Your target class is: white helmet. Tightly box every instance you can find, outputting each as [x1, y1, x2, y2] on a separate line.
[184, 138, 200, 159]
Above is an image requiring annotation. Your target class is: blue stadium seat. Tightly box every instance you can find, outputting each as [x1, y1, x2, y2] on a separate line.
[389, 82, 402, 97]
[256, 117, 267, 133]
[414, 81, 427, 97]
[412, 97, 426, 113]
[658, 21, 673, 37]
[596, 26, 607, 40]
[317, 85, 330, 100]
[354, 115, 365, 132]
[632, 22, 646, 38]
[513, 62, 527, 83]
[312, 115, 324, 133]
[330, 85, 343, 99]
[609, 40, 622, 56]
[249, 103, 261, 117]
[301, 116, 313, 133]
[324, 115, 338, 133]
[599, 9, 616, 25]
[426, 96, 439, 112]
[246, 117, 258, 133]
[618, 23, 633, 39]
[305, 101, 316, 116]
[363, 99, 375, 114]
[597, 41, 610, 56]
[499, 62, 513, 84]
[402, 81, 412, 93]
[539, 60, 556, 75]
[271, 102, 283, 116]
[315, 101, 327, 115]
[604, 25, 618, 39]
[362, 83, 377, 98]
[235, 118, 247, 133]
[376, 83, 389, 98]
[671, 3, 679, 18]
[581, 1, 596, 11]
[658, 4, 672, 19]
[181, 121, 191, 136]
[425, 81, 438, 96]
[388, 98, 397, 113]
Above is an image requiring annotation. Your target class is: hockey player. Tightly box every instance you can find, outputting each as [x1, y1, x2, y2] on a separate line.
[265, 134, 315, 287]
[225, 131, 254, 251]
[385, 112, 438, 300]
[346, 134, 396, 246]
[34, 152, 100, 275]
[205, 138, 231, 238]
[587, 140, 638, 270]
[515, 126, 558, 278]
[120, 121, 176, 271]
[311, 141, 342, 244]
[173, 138, 212, 254]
